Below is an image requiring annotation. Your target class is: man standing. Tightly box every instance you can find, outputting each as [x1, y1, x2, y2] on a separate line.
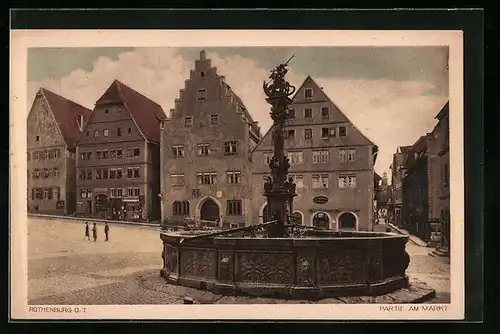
[92, 223, 97, 242]
[104, 223, 110, 242]
[84, 222, 90, 241]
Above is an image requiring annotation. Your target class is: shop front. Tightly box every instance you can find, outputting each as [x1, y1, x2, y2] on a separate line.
[123, 196, 144, 222]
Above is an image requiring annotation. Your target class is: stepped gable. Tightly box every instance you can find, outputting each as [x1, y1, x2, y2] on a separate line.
[95, 80, 166, 143]
[40, 88, 92, 149]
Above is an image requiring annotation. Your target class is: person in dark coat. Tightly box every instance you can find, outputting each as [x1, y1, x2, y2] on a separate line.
[84, 222, 90, 241]
[92, 223, 97, 242]
[104, 223, 109, 241]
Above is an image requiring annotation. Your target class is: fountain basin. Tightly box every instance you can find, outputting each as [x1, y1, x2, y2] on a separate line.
[160, 230, 410, 300]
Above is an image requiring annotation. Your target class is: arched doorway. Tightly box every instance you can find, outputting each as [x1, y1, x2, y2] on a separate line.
[312, 212, 330, 229]
[339, 212, 357, 230]
[290, 211, 303, 225]
[200, 198, 220, 222]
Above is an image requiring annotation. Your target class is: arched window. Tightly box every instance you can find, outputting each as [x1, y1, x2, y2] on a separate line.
[290, 211, 303, 225]
[313, 212, 330, 229]
[173, 201, 190, 216]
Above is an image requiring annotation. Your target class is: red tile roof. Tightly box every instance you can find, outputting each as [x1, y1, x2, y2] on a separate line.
[95, 80, 166, 143]
[41, 88, 92, 149]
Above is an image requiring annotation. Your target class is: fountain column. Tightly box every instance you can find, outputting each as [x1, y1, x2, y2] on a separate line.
[262, 57, 297, 238]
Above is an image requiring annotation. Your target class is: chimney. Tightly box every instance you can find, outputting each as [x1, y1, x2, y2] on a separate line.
[200, 50, 206, 60]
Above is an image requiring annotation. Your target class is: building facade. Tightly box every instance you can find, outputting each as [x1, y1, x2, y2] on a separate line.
[27, 88, 91, 215]
[251, 76, 378, 231]
[160, 50, 262, 229]
[389, 145, 412, 227]
[401, 135, 430, 239]
[75, 80, 166, 222]
[427, 102, 450, 247]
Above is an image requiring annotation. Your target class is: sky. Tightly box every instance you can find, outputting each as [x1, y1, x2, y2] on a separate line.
[27, 46, 449, 179]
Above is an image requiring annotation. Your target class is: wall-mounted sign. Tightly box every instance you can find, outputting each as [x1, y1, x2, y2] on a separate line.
[313, 196, 329, 204]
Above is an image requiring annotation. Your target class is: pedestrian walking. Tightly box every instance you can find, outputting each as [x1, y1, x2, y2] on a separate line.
[104, 223, 109, 241]
[84, 222, 90, 241]
[92, 222, 97, 242]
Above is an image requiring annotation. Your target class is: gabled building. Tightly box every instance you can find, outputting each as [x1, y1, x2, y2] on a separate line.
[160, 50, 262, 229]
[75, 80, 166, 223]
[27, 88, 91, 214]
[389, 145, 412, 227]
[251, 76, 378, 231]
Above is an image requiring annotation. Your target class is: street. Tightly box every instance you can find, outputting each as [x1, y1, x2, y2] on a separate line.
[27, 217, 450, 305]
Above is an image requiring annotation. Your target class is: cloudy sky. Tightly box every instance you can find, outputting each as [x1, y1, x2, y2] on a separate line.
[27, 46, 449, 178]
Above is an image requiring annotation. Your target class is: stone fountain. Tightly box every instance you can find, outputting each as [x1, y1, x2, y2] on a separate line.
[160, 57, 411, 300]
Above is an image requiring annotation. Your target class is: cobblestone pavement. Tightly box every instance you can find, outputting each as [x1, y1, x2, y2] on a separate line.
[27, 217, 450, 305]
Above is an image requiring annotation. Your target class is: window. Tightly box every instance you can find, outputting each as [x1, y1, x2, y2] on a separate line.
[80, 152, 86, 160]
[43, 168, 50, 178]
[117, 149, 123, 158]
[290, 175, 304, 188]
[35, 188, 42, 199]
[312, 174, 329, 189]
[127, 168, 133, 178]
[33, 169, 40, 179]
[160, 121, 165, 129]
[86, 169, 92, 180]
[200, 71, 205, 77]
[96, 169, 102, 179]
[338, 126, 347, 138]
[312, 149, 329, 163]
[53, 168, 59, 178]
[127, 188, 134, 197]
[184, 116, 193, 127]
[321, 107, 330, 118]
[110, 188, 117, 197]
[53, 187, 60, 200]
[172, 145, 184, 158]
[197, 143, 211, 156]
[96, 150, 102, 159]
[128, 127, 132, 135]
[340, 148, 356, 162]
[104, 109, 109, 114]
[171, 174, 185, 187]
[102, 150, 109, 159]
[94, 130, 99, 138]
[287, 151, 304, 164]
[339, 175, 356, 188]
[116, 169, 122, 179]
[33, 151, 39, 160]
[36, 135, 40, 142]
[197, 89, 207, 100]
[86, 131, 89, 137]
[80, 188, 92, 199]
[85, 152, 91, 160]
[304, 128, 312, 139]
[288, 109, 295, 118]
[285, 129, 295, 139]
[197, 172, 217, 185]
[227, 170, 241, 184]
[134, 188, 140, 196]
[117, 128, 122, 136]
[322, 128, 329, 138]
[102, 169, 109, 179]
[110, 150, 117, 158]
[304, 108, 313, 118]
[133, 148, 140, 157]
[210, 115, 219, 125]
[117, 188, 123, 197]
[44, 151, 49, 160]
[224, 141, 238, 155]
[103, 129, 109, 137]
[305, 88, 313, 99]
[173, 201, 190, 215]
[133, 167, 140, 178]
[110, 169, 117, 179]
[227, 200, 242, 216]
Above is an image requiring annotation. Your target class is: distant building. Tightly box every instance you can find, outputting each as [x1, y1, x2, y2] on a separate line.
[427, 102, 450, 247]
[251, 76, 378, 231]
[75, 80, 166, 222]
[160, 50, 262, 229]
[375, 172, 391, 220]
[27, 88, 91, 215]
[389, 145, 412, 227]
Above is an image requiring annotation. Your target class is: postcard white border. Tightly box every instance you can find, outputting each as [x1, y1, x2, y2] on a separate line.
[10, 29, 464, 320]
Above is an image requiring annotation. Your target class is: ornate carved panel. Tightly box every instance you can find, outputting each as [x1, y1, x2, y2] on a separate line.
[296, 253, 315, 287]
[164, 245, 178, 274]
[318, 249, 367, 285]
[181, 249, 217, 278]
[237, 252, 293, 285]
[218, 251, 234, 282]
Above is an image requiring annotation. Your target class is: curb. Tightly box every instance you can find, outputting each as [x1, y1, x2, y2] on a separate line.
[28, 213, 160, 228]
[387, 223, 428, 247]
